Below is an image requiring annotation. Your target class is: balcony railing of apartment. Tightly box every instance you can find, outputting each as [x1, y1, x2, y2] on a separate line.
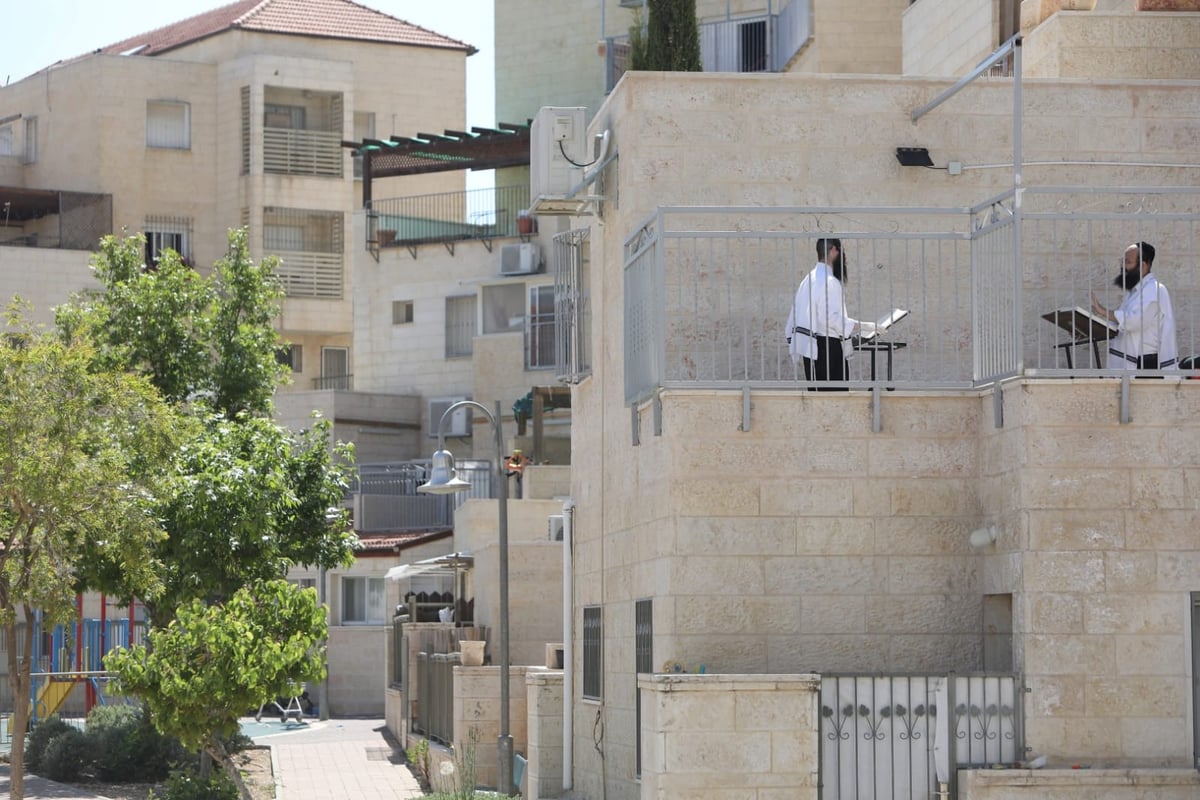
[621, 187, 1200, 402]
[605, 0, 813, 92]
[367, 184, 532, 256]
[263, 128, 343, 177]
[276, 251, 343, 299]
[352, 460, 494, 532]
[0, 189, 111, 251]
[312, 373, 352, 390]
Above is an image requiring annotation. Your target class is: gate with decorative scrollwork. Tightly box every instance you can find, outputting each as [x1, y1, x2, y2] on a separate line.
[819, 674, 1023, 800]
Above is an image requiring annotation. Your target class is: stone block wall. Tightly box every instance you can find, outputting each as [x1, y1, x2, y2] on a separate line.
[453, 665, 531, 790]
[638, 673, 821, 800]
[525, 669, 564, 800]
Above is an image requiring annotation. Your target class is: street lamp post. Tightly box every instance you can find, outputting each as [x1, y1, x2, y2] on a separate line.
[419, 399, 513, 795]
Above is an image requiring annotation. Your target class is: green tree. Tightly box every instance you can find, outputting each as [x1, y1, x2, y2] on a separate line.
[60, 230, 357, 625]
[107, 580, 327, 799]
[59, 230, 356, 781]
[637, 0, 702, 71]
[0, 308, 178, 800]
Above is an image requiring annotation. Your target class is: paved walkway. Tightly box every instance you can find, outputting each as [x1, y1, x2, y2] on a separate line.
[1, 717, 425, 800]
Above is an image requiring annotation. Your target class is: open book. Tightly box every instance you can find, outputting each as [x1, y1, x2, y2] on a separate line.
[858, 308, 909, 341]
[1041, 307, 1117, 341]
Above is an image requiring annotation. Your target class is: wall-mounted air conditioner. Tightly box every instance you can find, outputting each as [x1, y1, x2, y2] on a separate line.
[428, 396, 471, 438]
[548, 514, 565, 541]
[530, 106, 587, 201]
[500, 242, 540, 276]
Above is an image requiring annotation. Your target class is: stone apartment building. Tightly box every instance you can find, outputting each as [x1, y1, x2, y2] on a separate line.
[462, 1, 1200, 799]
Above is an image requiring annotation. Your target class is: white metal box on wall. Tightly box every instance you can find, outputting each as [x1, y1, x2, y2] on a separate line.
[428, 396, 471, 437]
[530, 106, 587, 200]
[500, 242, 540, 276]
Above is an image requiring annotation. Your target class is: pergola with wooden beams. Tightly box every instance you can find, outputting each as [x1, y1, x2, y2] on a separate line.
[343, 122, 531, 206]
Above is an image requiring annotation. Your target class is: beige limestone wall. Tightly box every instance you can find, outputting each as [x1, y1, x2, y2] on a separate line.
[903, 0, 996, 77]
[639, 673, 821, 800]
[525, 669, 564, 800]
[327, 623, 387, 715]
[960, 768, 1200, 799]
[0, 247, 96, 324]
[808, 0, 909, 75]
[453, 665, 530, 790]
[1022, 12, 1200, 78]
[470, 537, 565, 670]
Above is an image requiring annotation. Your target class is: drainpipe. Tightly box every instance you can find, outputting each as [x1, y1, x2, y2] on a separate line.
[562, 498, 575, 791]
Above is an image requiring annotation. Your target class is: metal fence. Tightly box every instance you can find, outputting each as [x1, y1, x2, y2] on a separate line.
[367, 184, 531, 252]
[351, 460, 494, 532]
[820, 673, 1023, 800]
[622, 191, 1200, 402]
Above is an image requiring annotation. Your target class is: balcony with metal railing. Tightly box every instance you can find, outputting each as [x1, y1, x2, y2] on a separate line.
[605, 0, 813, 92]
[352, 460, 494, 532]
[366, 183, 532, 256]
[263, 127, 343, 177]
[623, 188, 1200, 403]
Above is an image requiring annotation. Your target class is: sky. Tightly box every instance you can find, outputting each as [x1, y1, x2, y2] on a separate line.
[0, 0, 496, 130]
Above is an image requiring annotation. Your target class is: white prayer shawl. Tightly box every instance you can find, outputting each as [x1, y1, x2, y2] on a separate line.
[785, 262, 862, 365]
[1107, 272, 1178, 370]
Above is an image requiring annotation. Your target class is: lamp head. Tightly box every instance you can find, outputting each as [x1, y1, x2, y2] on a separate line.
[968, 525, 998, 550]
[418, 449, 473, 495]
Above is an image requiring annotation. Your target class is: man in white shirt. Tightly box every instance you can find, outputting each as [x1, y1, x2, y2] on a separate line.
[1091, 241, 1177, 371]
[786, 238, 874, 388]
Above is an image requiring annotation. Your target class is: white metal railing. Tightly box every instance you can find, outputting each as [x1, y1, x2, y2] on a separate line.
[263, 128, 343, 177]
[621, 191, 1200, 401]
[275, 251, 343, 299]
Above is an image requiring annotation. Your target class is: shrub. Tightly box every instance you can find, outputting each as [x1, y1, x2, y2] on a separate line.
[25, 716, 75, 773]
[86, 704, 187, 782]
[406, 737, 430, 786]
[40, 726, 93, 782]
[151, 767, 239, 800]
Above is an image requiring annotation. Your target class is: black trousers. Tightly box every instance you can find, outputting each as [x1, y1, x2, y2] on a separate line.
[802, 335, 849, 391]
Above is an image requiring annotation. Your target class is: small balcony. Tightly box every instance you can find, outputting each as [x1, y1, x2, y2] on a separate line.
[263, 128, 343, 177]
[367, 184, 532, 257]
[352, 460, 493, 532]
[605, 0, 813, 92]
[0, 187, 111, 250]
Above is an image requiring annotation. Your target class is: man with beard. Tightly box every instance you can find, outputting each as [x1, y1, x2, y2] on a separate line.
[1091, 241, 1177, 371]
[786, 237, 875, 388]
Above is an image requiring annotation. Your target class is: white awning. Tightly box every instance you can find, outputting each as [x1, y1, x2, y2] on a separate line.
[385, 552, 474, 581]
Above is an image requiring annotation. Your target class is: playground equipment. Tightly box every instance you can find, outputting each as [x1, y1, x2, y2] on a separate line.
[27, 596, 146, 722]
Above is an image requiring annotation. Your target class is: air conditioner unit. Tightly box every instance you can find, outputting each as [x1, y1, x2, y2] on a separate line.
[548, 514, 565, 541]
[500, 242, 540, 276]
[428, 396, 471, 438]
[530, 106, 587, 202]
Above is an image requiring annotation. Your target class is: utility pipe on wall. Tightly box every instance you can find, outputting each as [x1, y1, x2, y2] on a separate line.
[562, 497, 575, 791]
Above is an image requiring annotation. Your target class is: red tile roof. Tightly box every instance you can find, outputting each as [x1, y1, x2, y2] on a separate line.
[354, 528, 452, 554]
[92, 0, 476, 61]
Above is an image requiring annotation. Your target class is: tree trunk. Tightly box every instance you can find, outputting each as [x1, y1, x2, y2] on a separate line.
[208, 738, 254, 800]
[6, 617, 34, 800]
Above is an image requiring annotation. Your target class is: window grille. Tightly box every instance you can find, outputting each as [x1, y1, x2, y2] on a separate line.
[445, 295, 477, 357]
[0, 125, 12, 156]
[144, 215, 193, 264]
[146, 100, 191, 149]
[635, 598, 652, 777]
[320, 346, 350, 390]
[583, 605, 602, 700]
[554, 227, 592, 382]
[240, 87, 250, 175]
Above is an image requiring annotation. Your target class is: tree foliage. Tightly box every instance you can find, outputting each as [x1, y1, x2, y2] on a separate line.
[0, 307, 179, 799]
[107, 580, 327, 797]
[631, 0, 702, 72]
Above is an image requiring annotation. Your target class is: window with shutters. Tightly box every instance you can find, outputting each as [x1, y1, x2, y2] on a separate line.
[583, 605, 602, 700]
[445, 295, 477, 357]
[146, 101, 191, 149]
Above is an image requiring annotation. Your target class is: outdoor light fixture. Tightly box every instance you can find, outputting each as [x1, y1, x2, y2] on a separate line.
[895, 146, 934, 167]
[419, 400, 513, 795]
